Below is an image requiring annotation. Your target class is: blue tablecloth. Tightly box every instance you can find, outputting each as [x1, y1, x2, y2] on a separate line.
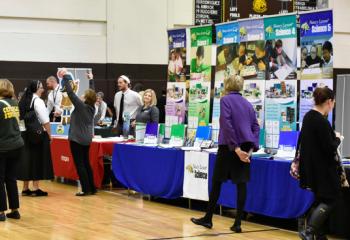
[112, 144, 314, 218]
[112, 144, 184, 199]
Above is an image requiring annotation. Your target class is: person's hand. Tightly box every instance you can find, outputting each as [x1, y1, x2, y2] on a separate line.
[87, 72, 94, 80]
[235, 147, 250, 163]
[335, 131, 341, 138]
[131, 120, 136, 128]
[54, 111, 61, 117]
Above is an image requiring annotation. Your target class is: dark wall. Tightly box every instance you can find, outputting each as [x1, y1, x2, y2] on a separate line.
[0, 61, 168, 105]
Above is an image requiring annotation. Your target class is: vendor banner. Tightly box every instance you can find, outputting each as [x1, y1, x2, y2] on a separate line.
[265, 80, 297, 149]
[300, 10, 333, 79]
[264, 14, 298, 80]
[238, 19, 268, 80]
[190, 26, 212, 82]
[167, 29, 187, 82]
[299, 79, 333, 126]
[165, 82, 186, 138]
[183, 151, 209, 201]
[213, 22, 239, 142]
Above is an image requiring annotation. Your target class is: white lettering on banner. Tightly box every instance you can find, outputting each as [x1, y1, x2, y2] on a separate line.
[183, 151, 209, 201]
[223, 37, 234, 44]
[311, 25, 328, 33]
[173, 42, 185, 48]
[61, 156, 69, 162]
[197, 40, 208, 46]
[276, 29, 292, 36]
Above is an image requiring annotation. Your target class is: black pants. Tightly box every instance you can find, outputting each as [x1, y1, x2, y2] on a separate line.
[205, 180, 247, 225]
[0, 147, 23, 211]
[69, 141, 96, 193]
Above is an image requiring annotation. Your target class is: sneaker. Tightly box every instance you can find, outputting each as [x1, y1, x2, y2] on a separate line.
[32, 189, 48, 197]
[0, 213, 5, 221]
[75, 192, 89, 196]
[22, 189, 32, 196]
[6, 211, 20, 220]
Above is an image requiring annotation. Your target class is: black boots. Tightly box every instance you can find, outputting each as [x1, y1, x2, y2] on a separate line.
[299, 203, 332, 240]
[191, 216, 213, 229]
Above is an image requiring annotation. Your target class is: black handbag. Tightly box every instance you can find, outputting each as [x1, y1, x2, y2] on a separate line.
[24, 98, 44, 144]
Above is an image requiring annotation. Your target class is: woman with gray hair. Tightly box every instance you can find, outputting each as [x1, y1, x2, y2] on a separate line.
[94, 91, 107, 125]
[191, 75, 260, 233]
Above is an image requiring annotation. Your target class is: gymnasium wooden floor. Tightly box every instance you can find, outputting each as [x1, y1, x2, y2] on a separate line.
[0, 181, 341, 240]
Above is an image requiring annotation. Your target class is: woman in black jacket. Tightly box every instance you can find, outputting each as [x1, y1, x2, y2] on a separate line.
[298, 87, 347, 239]
[62, 72, 97, 196]
[0, 79, 24, 221]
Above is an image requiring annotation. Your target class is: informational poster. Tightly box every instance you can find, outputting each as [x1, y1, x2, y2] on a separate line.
[190, 26, 212, 82]
[226, 0, 293, 21]
[167, 29, 187, 82]
[195, 0, 222, 25]
[165, 82, 186, 137]
[183, 151, 209, 201]
[243, 80, 265, 128]
[238, 19, 268, 80]
[212, 22, 239, 142]
[300, 10, 333, 80]
[264, 14, 297, 80]
[299, 79, 333, 125]
[294, 0, 328, 12]
[265, 80, 297, 149]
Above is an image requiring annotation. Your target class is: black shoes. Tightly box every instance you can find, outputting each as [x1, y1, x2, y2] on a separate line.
[230, 224, 242, 233]
[6, 210, 20, 220]
[22, 189, 32, 196]
[190, 217, 213, 229]
[32, 189, 48, 197]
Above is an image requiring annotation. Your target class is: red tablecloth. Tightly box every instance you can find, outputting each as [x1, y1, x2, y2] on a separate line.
[50, 138, 115, 188]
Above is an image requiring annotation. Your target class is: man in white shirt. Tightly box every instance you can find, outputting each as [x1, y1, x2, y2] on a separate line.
[46, 76, 62, 122]
[113, 75, 142, 136]
[94, 92, 107, 125]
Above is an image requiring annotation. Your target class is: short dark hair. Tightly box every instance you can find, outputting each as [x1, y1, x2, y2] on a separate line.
[313, 87, 335, 105]
[322, 41, 333, 53]
[275, 39, 283, 48]
[196, 46, 204, 58]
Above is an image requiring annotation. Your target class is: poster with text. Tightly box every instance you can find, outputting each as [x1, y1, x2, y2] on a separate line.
[167, 29, 187, 82]
[212, 22, 239, 142]
[242, 80, 265, 128]
[300, 10, 333, 80]
[187, 81, 211, 138]
[265, 80, 297, 149]
[190, 26, 212, 82]
[264, 15, 298, 80]
[238, 19, 268, 80]
[299, 79, 333, 126]
[165, 82, 187, 138]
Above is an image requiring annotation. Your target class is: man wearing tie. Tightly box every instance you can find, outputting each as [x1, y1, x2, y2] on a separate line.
[113, 75, 142, 136]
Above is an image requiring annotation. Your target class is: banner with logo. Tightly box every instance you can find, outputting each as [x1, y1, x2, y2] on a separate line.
[299, 79, 333, 126]
[300, 10, 333, 80]
[183, 151, 209, 201]
[190, 26, 212, 82]
[238, 19, 268, 80]
[212, 22, 239, 142]
[167, 29, 187, 82]
[264, 80, 297, 149]
[264, 14, 297, 80]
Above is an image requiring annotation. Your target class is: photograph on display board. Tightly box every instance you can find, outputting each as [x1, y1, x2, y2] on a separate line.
[190, 26, 212, 82]
[299, 79, 333, 125]
[165, 82, 186, 125]
[167, 29, 187, 82]
[242, 80, 265, 128]
[300, 10, 333, 79]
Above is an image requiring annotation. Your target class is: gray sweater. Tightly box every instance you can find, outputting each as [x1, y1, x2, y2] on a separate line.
[135, 105, 159, 124]
[65, 82, 95, 145]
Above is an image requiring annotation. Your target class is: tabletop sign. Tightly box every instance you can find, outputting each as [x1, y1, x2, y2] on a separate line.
[195, 0, 223, 25]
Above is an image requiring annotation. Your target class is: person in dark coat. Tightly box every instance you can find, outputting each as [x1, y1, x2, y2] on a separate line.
[191, 75, 260, 233]
[298, 87, 345, 240]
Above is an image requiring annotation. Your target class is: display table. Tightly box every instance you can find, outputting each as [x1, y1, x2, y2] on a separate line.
[94, 126, 118, 138]
[112, 144, 314, 219]
[51, 137, 117, 188]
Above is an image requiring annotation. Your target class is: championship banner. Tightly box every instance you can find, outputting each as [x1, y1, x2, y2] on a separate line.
[190, 26, 212, 82]
[300, 10, 333, 80]
[212, 22, 239, 142]
[167, 29, 187, 82]
[264, 80, 297, 149]
[238, 19, 268, 80]
[264, 14, 297, 80]
[183, 151, 209, 201]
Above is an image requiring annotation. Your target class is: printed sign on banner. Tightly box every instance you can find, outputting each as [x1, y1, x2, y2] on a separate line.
[264, 15, 298, 80]
[167, 29, 187, 82]
[265, 80, 297, 149]
[300, 10, 333, 80]
[183, 151, 209, 201]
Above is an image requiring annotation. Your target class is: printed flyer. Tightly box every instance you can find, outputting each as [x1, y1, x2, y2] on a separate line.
[264, 80, 297, 149]
[167, 29, 187, 82]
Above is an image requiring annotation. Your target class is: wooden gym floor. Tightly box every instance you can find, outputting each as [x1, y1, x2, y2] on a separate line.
[0, 181, 342, 240]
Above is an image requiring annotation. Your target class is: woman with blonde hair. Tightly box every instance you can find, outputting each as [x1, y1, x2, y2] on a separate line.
[0, 79, 24, 220]
[191, 75, 260, 233]
[133, 89, 159, 125]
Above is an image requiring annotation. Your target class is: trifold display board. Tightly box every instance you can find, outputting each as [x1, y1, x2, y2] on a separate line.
[166, 9, 333, 149]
